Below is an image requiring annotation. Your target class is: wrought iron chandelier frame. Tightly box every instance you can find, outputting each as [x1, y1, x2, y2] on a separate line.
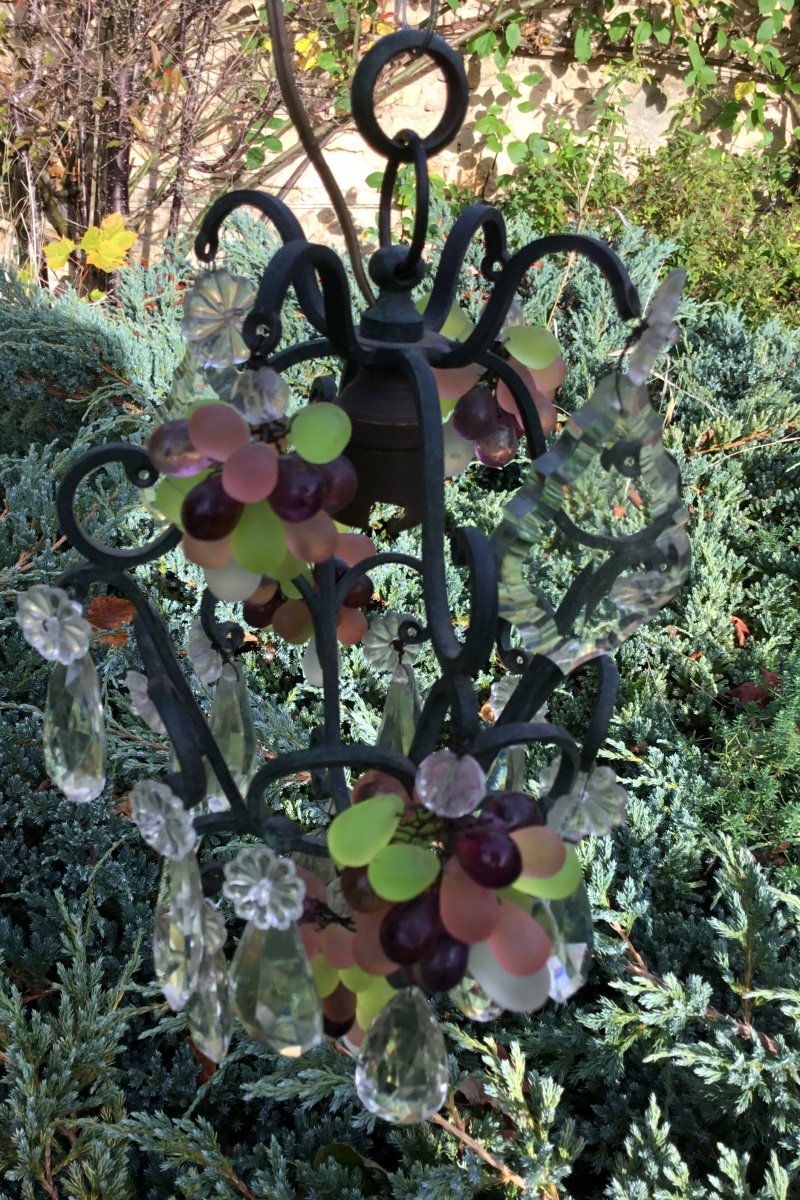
[53, 29, 646, 877]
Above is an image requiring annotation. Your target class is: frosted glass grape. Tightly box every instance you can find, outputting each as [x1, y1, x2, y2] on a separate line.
[353, 908, 397, 975]
[340, 866, 385, 913]
[269, 453, 325, 522]
[510, 826, 566, 878]
[229, 500, 287, 575]
[336, 531, 376, 567]
[503, 324, 561, 370]
[475, 412, 518, 467]
[439, 860, 501, 944]
[187, 403, 250, 461]
[351, 770, 410, 806]
[498, 362, 558, 436]
[343, 572, 373, 609]
[318, 455, 358, 513]
[247, 578, 278, 605]
[285, 510, 338, 563]
[319, 923, 356, 970]
[531, 354, 566, 392]
[271, 599, 312, 643]
[204, 561, 262, 602]
[441, 418, 474, 477]
[467, 942, 551, 1013]
[221, 442, 278, 503]
[148, 419, 213, 477]
[182, 475, 243, 540]
[431, 363, 482, 401]
[487, 901, 551, 977]
[337, 607, 368, 645]
[153, 471, 210, 528]
[289, 403, 352, 464]
[181, 533, 232, 569]
[415, 748, 485, 818]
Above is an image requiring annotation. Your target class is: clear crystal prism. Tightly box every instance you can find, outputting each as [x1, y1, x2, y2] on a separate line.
[43, 655, 106, 802]
[186, 949, 233, 1063]
[377, 663, 422, 756]
[229, 921, 322, 1057]
[153, 855, 205, 1011]
[355, 986, 449, 1124]
[207, 662, 256, 809]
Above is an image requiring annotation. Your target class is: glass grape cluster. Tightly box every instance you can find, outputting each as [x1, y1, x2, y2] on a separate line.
[427, 303, 567, 477]
[299, 751, 584, 1049]
[147, 268, 375, 648]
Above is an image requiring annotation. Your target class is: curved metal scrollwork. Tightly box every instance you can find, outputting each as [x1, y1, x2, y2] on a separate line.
[52, 27, 657, 860]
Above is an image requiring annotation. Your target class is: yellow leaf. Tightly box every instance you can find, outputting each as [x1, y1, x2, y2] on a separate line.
[80, 213, 137, 272]
[44, 236, 77, 270]
[734, 80, 756, 101]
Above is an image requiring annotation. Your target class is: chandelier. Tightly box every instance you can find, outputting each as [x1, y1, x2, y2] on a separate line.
[15, 28, 690, 1125]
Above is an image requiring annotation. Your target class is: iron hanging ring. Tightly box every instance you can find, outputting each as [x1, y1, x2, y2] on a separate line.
[351, 29, 468, 162]
[378, 130, 429, 278]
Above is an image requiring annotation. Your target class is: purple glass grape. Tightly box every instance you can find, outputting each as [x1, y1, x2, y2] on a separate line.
[482, 792, 544, 830]
[455, 827, 522, 888]
[147, 419, 213, 477]
[317, 455, 358, 514]
[417, 931, 468, 991]
[181, 475, 243, 540]
[268, 453, 325, 522]
[453, 385, 500, 440]
[476, 411, 519, 467]
[242, 589, 285, 628]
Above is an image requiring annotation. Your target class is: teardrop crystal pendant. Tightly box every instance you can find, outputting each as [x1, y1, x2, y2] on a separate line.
[377, 663, 422, 756]
[206, 662, 257, 810]
[229, 920, 322, 1057]
[531, 882, 594, 1002]
[355, 986, 449, 1124]
[43, 654, 106, 802]
[186, 950, 233, 1063]
[153, 855, 205, 1011]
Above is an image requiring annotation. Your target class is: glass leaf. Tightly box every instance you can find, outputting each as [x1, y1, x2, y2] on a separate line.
[493, 372, 690, 673]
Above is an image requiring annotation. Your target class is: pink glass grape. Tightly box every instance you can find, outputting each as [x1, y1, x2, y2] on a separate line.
[221, 442, 278, 503]
[187, 403, 250, 461]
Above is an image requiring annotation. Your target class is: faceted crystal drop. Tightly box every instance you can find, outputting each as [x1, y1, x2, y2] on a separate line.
[186, 950, 233, 1062]
[153, 855, 205, 1011]
[229, 921, 322, 1056]
[377, 663, 422, 756]
[355, 986, 449, 1124]
[206, 662, 256, 810]
[530, 881, 594, 1002]
[43, 655, 106, 802]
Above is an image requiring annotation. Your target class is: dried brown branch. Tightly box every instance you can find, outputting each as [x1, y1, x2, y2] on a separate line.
[609, 921, 779, 1055]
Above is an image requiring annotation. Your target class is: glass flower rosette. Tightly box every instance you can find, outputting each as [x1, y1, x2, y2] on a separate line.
[222, 846, 322, 1056]
[130, 778, 204, 1011]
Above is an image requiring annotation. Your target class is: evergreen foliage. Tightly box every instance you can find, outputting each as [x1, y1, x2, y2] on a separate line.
[1, 215, 799, 1197]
